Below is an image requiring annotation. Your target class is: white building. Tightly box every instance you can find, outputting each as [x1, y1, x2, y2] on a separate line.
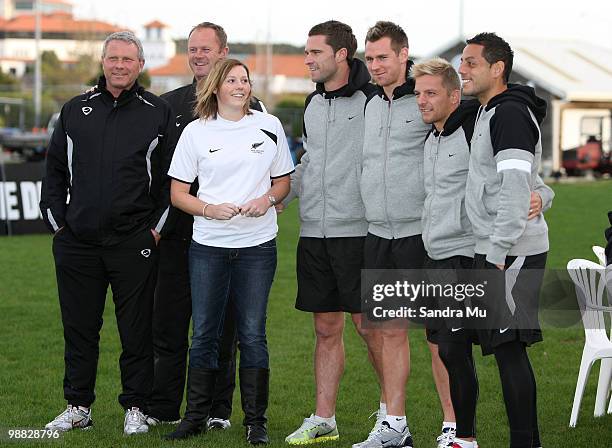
[1, 0, 73, 19]
[141, 20, 175, 71]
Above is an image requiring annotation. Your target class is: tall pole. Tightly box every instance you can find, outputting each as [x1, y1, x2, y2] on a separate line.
[34, 0, 42, 129]
[459, 0, 465, 40]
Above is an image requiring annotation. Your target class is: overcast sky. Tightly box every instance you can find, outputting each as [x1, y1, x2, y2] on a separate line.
[71, 0, 612, 56]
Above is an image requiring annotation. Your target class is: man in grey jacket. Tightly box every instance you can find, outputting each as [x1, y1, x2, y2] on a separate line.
[283, 20, 380, 445]
[413, 56, 553, 448]
[459, 32, 550, 448]
[356, 21, 452, 448]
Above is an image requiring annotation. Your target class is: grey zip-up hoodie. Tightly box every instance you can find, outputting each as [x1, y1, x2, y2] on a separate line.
[423, 100, 480, 260]
[361, 64, 431, 239]
[424, 98, 554, 261]
[466, 84, 550, 265]
[286, 59, 375, 237]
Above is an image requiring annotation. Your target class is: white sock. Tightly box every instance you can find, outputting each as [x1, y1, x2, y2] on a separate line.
[442, 420, 456, 430]
[379, 402, 387, 416]
[454, 438, 474, 448]
[312, 414, 336, 427]
[385, 415, 406, 431]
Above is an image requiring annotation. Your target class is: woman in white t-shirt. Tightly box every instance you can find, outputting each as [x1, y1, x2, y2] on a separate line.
[165, 59, 294, 444]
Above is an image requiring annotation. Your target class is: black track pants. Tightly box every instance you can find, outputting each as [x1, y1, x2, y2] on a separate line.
[53, 227, 158, 410]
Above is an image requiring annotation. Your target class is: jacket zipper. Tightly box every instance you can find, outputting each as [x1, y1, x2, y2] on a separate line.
[321, 98, 331, 237]
[382, 98, 393, 238]
[425, 133, 441, 251]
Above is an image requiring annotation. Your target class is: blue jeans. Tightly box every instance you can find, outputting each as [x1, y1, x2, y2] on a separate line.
[188, 239, 277, 369]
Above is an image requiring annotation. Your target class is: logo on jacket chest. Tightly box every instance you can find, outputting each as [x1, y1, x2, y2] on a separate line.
[82, 107, 92, 116]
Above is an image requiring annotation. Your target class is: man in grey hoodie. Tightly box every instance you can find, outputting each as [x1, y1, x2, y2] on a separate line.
[413, 56, 553, 448]
[459, 33, 550, 448]
[355, 22, 453, 448]
[283, 20, 380, 445]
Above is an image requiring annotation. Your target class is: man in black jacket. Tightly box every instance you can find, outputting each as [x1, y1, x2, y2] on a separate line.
[147, 21, 265, 430]
[40, 31, 175, 436]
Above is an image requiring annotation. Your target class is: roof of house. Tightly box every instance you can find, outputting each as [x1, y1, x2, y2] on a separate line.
[44, 0, 73, 5]
[427, 37, 612, 102]
[144, 20, 168, 29]
[0, 12, 122, 34]
[243, 54, 308, 78]
[150, 53, 310, 79]
[149, 54, 190, 76]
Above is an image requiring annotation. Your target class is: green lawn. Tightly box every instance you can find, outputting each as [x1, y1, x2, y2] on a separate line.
[0, 180, 611, 447]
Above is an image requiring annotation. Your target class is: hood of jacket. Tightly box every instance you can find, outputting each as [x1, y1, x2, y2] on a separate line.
[316, 58, 371, 99]
[376, 60, 416, 101]
[486, 83, 547, 124]
[438, 98, 481, 136]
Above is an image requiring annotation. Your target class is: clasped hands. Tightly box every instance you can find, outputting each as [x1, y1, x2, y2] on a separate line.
[204, 196, 271, 220]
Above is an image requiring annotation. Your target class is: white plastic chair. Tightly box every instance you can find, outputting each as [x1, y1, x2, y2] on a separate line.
[592, 245, 606, 266]
[592, 245, 612, 415]
[567, 259, 612, 426]
[593, 246, 612, 417]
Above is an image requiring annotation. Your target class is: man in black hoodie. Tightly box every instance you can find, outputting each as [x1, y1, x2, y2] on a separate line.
[459, 33, 549, 448]
[40, 31, 175, 436]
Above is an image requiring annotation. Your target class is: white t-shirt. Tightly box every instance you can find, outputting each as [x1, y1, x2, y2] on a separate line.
[168, 110, 295, 248]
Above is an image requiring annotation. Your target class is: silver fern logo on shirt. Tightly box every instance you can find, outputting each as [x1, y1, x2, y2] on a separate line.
[250, 141, 265, 154]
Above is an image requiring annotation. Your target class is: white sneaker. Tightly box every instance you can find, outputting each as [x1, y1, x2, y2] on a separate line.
[352, 421, 413, 448]
[124, 407, 148, 435]
[437, 426, 456, 447]
[45, 405, 93, 432]
[285, 415, 339, 444]
[352, 409, 386, 448]
[207, 417, 231, 430]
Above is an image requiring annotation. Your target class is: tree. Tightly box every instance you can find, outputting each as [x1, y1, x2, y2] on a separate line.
[0, 70, 18, 90]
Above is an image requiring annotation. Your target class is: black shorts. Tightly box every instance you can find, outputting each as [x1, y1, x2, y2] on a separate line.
[473, 252, 547, 355]
[295, 237, 365, 313]
[363, 233, 425, 270]
[362, 233, 428, 330]
[423, 255, 476, 344]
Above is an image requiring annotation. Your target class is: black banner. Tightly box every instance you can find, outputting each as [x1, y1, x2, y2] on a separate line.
[0, 161, 48, 235]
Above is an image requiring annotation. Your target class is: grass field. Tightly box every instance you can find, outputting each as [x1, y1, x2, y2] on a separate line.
[0, 180, 611, 447]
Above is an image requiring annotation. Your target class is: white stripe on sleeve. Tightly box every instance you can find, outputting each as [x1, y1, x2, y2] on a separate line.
[496, 159, 531, 173]
[47, 209, 59, 232]
[146, 137, 159, 192]
[66, 134, 74, 186]
[155, 206, 169, 233]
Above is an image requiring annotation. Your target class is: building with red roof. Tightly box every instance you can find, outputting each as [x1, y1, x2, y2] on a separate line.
[150, 53, 313, 95]
[0, 0, 123, 78]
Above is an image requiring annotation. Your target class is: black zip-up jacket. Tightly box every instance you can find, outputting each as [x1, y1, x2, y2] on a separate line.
[160, 80, 265, 240]
[40, 76, 176, 245]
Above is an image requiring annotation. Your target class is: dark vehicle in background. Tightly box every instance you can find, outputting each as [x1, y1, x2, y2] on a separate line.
[0, 113, 59, 161]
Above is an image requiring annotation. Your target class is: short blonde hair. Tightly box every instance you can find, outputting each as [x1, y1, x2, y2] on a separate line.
[410, 57, 460, 93]
[194, 59, 253, 120]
